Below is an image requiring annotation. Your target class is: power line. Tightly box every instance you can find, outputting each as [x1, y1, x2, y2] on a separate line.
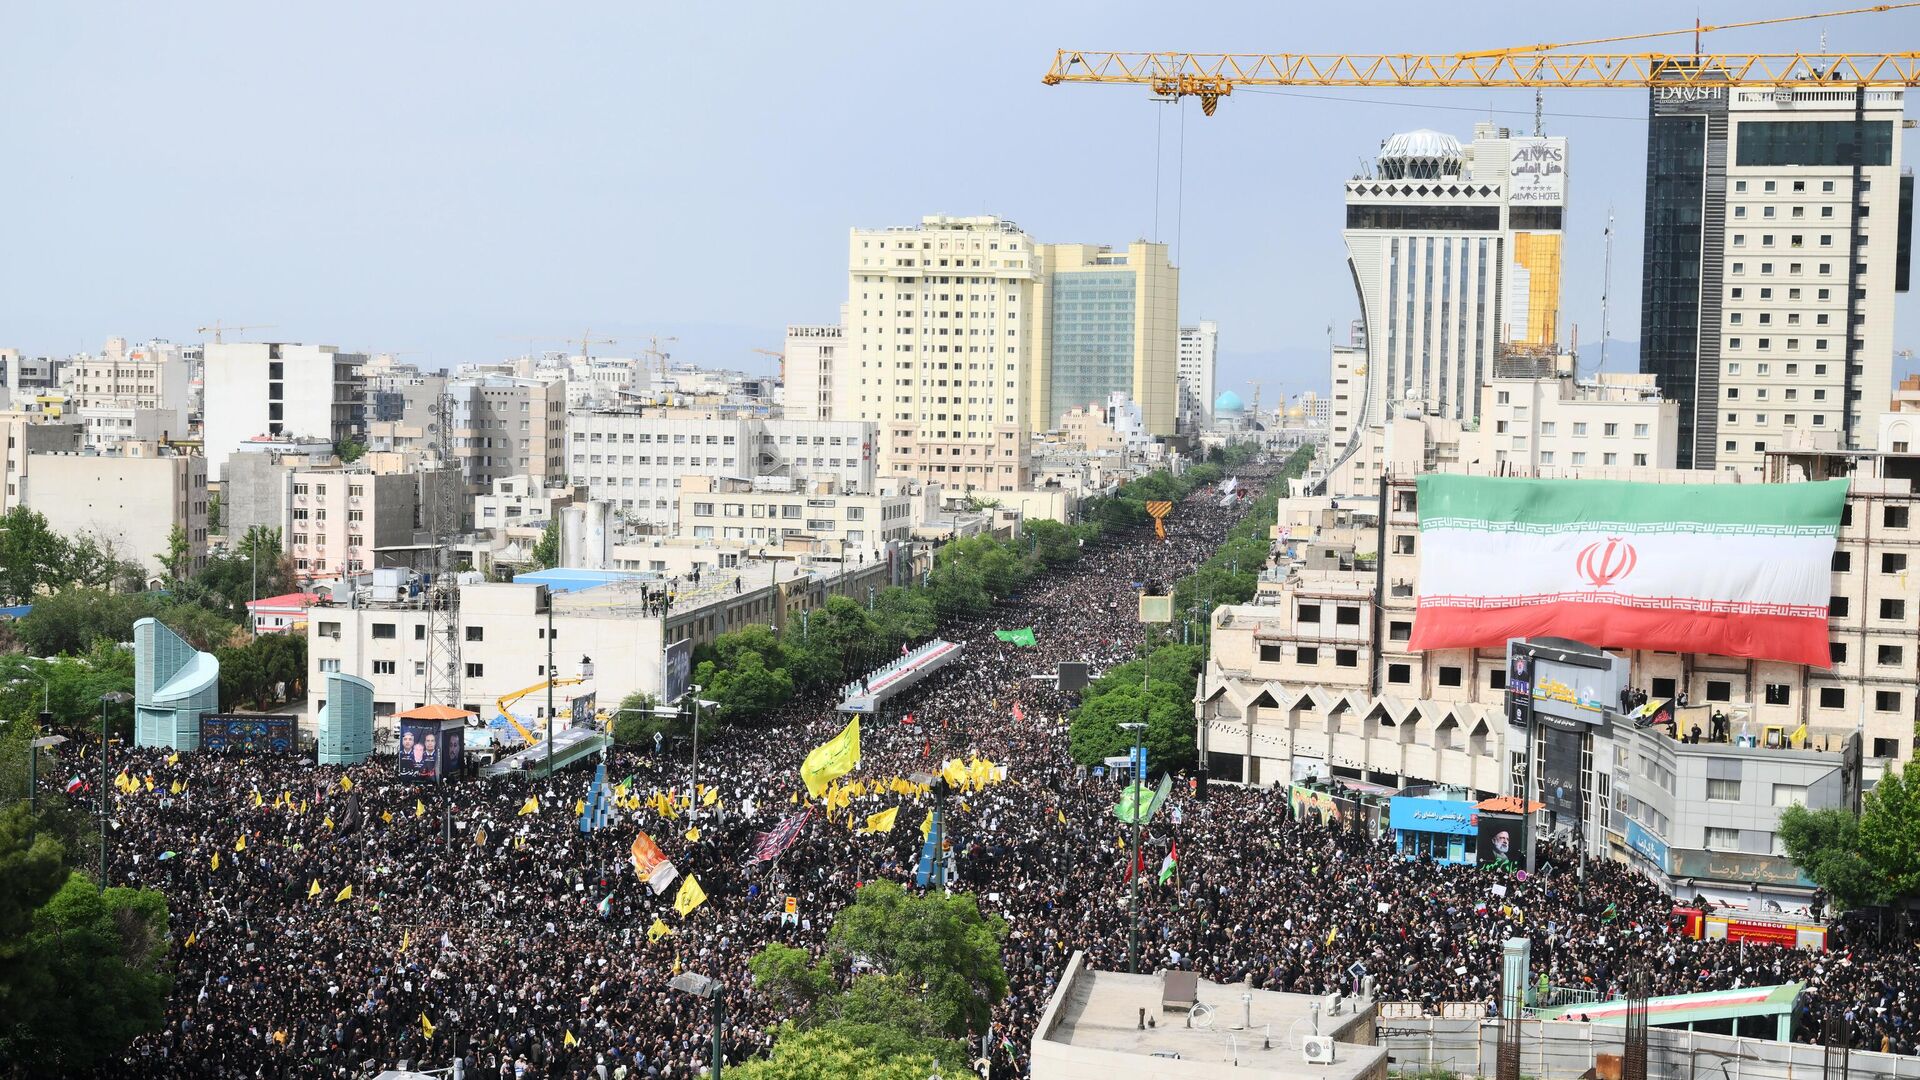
[1234, 86, 1642, 122]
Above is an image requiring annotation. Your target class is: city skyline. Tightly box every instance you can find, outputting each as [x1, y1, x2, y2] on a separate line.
[3, 0, 1917, 407]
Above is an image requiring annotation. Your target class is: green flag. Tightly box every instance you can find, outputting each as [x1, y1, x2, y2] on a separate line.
[993, 628, 1037, 647]
[1112, 773, 1173, 826]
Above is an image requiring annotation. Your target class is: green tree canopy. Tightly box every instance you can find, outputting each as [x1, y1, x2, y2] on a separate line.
[725, 1022, 958, 1080]
[0, 507, 70, 606]
[1777, 806, 1885, 910]
[826, 880, 1008, 1040]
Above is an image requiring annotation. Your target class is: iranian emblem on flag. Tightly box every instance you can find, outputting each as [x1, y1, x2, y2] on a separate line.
[1410, 474, 1848, 666]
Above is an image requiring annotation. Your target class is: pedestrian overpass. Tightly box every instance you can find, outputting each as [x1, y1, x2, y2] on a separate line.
[838, 639, 964, 714]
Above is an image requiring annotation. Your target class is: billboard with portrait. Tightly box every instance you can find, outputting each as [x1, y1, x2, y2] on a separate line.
[397, 718, 464, 781]
[1540, 726, 1584, 826]
[1477, 813, 1524, 868]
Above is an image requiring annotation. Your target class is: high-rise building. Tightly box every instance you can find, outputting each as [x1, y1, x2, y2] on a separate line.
[447, 376, 568, 498]
[1029, 241, 1179, 436]
[1341, 124, 1569, 430]
[845, 215, 1035, 492]
[202, 342, 367, 479]
[783, 322, 845, 421]
[69, 337, 194, 450]
[1177, 320, 1219, 431]
[1641, 78, 1912, 473]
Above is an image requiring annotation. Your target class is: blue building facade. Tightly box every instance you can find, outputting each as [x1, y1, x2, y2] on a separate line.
[1049, 270, 1136, 414]
[317, 672, 376, 765]
[133, 617, 219, 750]
[1389, 791, 1482, 865]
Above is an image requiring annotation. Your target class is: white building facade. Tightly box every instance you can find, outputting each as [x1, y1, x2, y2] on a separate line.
[1176, 320, 1218, 432]
[783, 323, 845, 422]
[202, 342, 367, 478]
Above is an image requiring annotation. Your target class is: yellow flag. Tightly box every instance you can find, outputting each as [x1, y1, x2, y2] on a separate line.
[170, 780, 184, 795]
[166, 752, 179, 766]
[143, 775, 154, 792]
[790, 791, 798, 805]
[1326, 926, 1337, 946]
[400, 930, 411, 953]
[920, 810, 934, 839]
[415, 800, 426, 818]
[420, 1013, 435, 1039]
[702, 786, 718, 806]
[941, 758, 968, 792]
[335, 884, 353, 903]
[298, 799, 307, 815]
[475, 828, 488, 847]
[1116, 836, 1125, 850]
[673, 874, 707, 918]
[323, 814, 335, 831]
[800, 717, 860, 798]
[114, 770, 130, 791]
[672, 955, 682, 975]
[340, 776, 353, 792]
[210, 851, 220, 871]
[564, 1031, 577, 1048]
[574, 799, 586, 816]
[864, 807, 899, 834]
[280, 790, 290, 808]
[253, 790, 263, 808]
[381, 810, 393, 823]
[648, 918, 673, 943]
[1056, 808, 1067, 825]
[184, 930, 196, 947]
[518, 796, 539, 816]
[685, 826, 701, 842]
[234, 834, 246, 852]
[308, 879, 321, 898]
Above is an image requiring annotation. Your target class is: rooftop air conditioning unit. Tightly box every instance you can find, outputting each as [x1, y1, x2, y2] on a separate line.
[1303, 1036, 1336, 1064]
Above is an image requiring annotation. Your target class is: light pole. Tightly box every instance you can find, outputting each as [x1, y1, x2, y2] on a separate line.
[545, 591, 555, 779]
[1119, 720, 1148, 975]
[97, 691, 133, 890]
[7, 664, 50, 715]
[667, 972, 726, 1077]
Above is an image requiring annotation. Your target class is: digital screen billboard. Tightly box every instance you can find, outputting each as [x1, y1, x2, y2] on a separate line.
[663, 638, 693, 704]
[1477, 813, 1525, 868]
[397, 718, 464, 781]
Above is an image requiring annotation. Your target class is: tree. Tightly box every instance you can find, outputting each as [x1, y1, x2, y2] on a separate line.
[0, 506, 67, 605]
[748, 943, 836, 1021]
[531, 519, 560, 569]
[206, 492, 222, 533]
[1857, 759, 1920, 904]
[1, 875, 172, 1070]
[335, 436, 367, 464]
[827, 881, 1008, 1040]
[725, 1023, 954, 1080]
[1778, 806, 1885, 911]
[1068, 644, 1201, 770]
[156, 524, 191, 582]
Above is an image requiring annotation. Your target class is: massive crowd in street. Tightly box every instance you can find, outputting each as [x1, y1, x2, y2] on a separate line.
[42, 469, 1920, 1078]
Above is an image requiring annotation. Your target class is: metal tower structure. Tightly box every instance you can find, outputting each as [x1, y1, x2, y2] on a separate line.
[422, 388, 463, 708]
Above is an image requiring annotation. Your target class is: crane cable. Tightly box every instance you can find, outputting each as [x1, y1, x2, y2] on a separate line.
[1460, 1, 1920, 58]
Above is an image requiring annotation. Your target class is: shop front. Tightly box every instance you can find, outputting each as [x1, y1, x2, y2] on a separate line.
[1388, 792, 1482, 865]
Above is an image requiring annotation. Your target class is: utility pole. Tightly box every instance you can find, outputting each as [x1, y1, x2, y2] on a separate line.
[545, 594, 555, 780]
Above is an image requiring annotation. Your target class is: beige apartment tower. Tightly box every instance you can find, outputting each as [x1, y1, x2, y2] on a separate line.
[1028, 241, 1180, 437]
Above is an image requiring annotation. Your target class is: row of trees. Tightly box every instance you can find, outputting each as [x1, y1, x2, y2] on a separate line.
[0, 506, 147, 606]
[1067, 444, 1316, 773]
[1780, 757, 1920, 912]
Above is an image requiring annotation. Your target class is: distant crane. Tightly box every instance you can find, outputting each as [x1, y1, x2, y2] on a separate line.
[643, 335, 679, 381]
[568, 330, 617, 362]
[197, 321, 274, 344]
[752, 347, 785, 380]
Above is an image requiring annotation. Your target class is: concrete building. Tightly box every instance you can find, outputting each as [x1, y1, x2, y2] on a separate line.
[674, 474, 915, 557]
[1, 410, 83, 513]
[845, 214, 1036, 492]
[284, 465, 462, 581]
[25, 444, 208, 579]
[473, 474, 575, 534]
[782, 323, 845, 421]
[1055, 392, 1159, 458]
[1030, 241, 1180, 437]
[449, 376, 569, 498]
[306, 556, 912, 718]
[220, 440, 341, 543]
[1177, 320, 1219, 432]
[0, 349, 62, 404]
[1639, 81, 1912, 471]
[202, 342, 367, 478]
[1342, 125, 1569, 432]
[1030, 952, 1385, 1080]
[69, 337, 192, 446]
[566, 410, 877, 527]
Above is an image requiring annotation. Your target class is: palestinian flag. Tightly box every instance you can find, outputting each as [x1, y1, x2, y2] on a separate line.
[1158, 842, 1179, 884]
[1411, 475, 1847, 667]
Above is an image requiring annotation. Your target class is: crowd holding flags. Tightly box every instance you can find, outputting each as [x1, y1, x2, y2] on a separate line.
[628, 830, 679, 895]
[799, 716, 860, 798]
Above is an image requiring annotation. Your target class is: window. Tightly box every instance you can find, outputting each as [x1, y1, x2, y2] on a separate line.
[1439, 666, 1463, 687]
[372, 623, 397, 640]
[1820, 686, 1846, 708]
[1706, 680, 1732, 702]
[1651, 677, 1678, 699]
[1572, 422, 1588, 436]
[1297, 603, 1321, 624]
[1389, 620, 1412, 642]
[1876, 690, 1902, 712]
[317, 621, 341, 637]
[1259, 644, 1282, 663]
[1336, 649, 1358, 668]
[1772, 784, 1809, 808]
[1603, 423, 1618, 436]
[1393, 535, 1415, 555]
[1880, 598, 1905, 621]
[1832, 550, 1851, 572]
[1704, 826, 1742, 849]
[465, 663, 485, 679]
[1336, 606, 1361, 626]
[1887, 506, 1911, 528]
[1831, 595, 1849, 617]
[1880, 644, 1905, 666]
[415, 625, 427, 641]
[1884, 553, 1908, 574]
[1388, 663, 1411, 684]
[372, 660, 396, 675]
[1706, 779, 1742, 802]
[1295, 646, 1319, 665]
[1633, 423, 1649, 437]
[318, 658, 341, 673]
[465, 626, 485, 642]
[1764, 683, 1790, 705]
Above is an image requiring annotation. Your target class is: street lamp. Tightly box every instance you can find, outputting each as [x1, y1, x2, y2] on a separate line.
[657, 690, 719, 824]
[97, 691, 133, 890]
[1118, 720, 1148, 976]
[25, 734, 67, 813]
[6, 664, 50, 715]
[668, 972, 726, 1078]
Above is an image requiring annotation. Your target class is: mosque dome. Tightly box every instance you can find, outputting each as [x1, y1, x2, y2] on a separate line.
[1377, 129, 1464, 179]
[1214, 390, 1245, 415]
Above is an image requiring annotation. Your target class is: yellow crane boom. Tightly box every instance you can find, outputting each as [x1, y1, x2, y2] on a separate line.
[1044, 3, 1920, 113]
[495, 676, 589, 746]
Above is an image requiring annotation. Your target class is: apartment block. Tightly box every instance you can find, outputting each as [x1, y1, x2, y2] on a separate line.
[845, 214, 1035, 492]
[283, 466, 462, 581]
[1177, 321, 1219, 432]
[1, 410, 83, 513]
[782, 323, 845, 422]
[674, 474, 913, 557]
[449, 376, 568, 498]
[25, 444, 208, 579]
[202, 342, 367, 478]
[69, 337, 192, 446]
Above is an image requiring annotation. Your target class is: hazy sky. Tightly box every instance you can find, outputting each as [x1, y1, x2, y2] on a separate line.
[4, 1, 1916, 404]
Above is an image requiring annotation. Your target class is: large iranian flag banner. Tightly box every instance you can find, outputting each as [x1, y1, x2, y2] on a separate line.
[1411, 474, 1849, 667]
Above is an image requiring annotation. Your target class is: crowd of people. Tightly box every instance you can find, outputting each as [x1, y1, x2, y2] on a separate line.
[42, 468, 1920, 1078]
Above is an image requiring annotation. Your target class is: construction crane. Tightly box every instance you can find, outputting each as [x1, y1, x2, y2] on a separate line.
[643, 334, 679, 381]
[494, 676, 591, 746]
[569, 330, 617, 362]
[196, 321, 274, 344]
[752, 347, 785, 380]
[1043, 3, 1920, 114]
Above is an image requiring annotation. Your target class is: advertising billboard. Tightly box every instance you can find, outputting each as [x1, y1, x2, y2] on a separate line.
[200, 714, 295, 754]
[1508, 137, 1568, 206]
[397, 719, 464, 782]
[663, 638, 693, 705]
[1624, 818, 1670, 873]
[1388, 796, 1480, 837]
[570, 691, 598, 729]
[1539, 726, 1584, 826]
